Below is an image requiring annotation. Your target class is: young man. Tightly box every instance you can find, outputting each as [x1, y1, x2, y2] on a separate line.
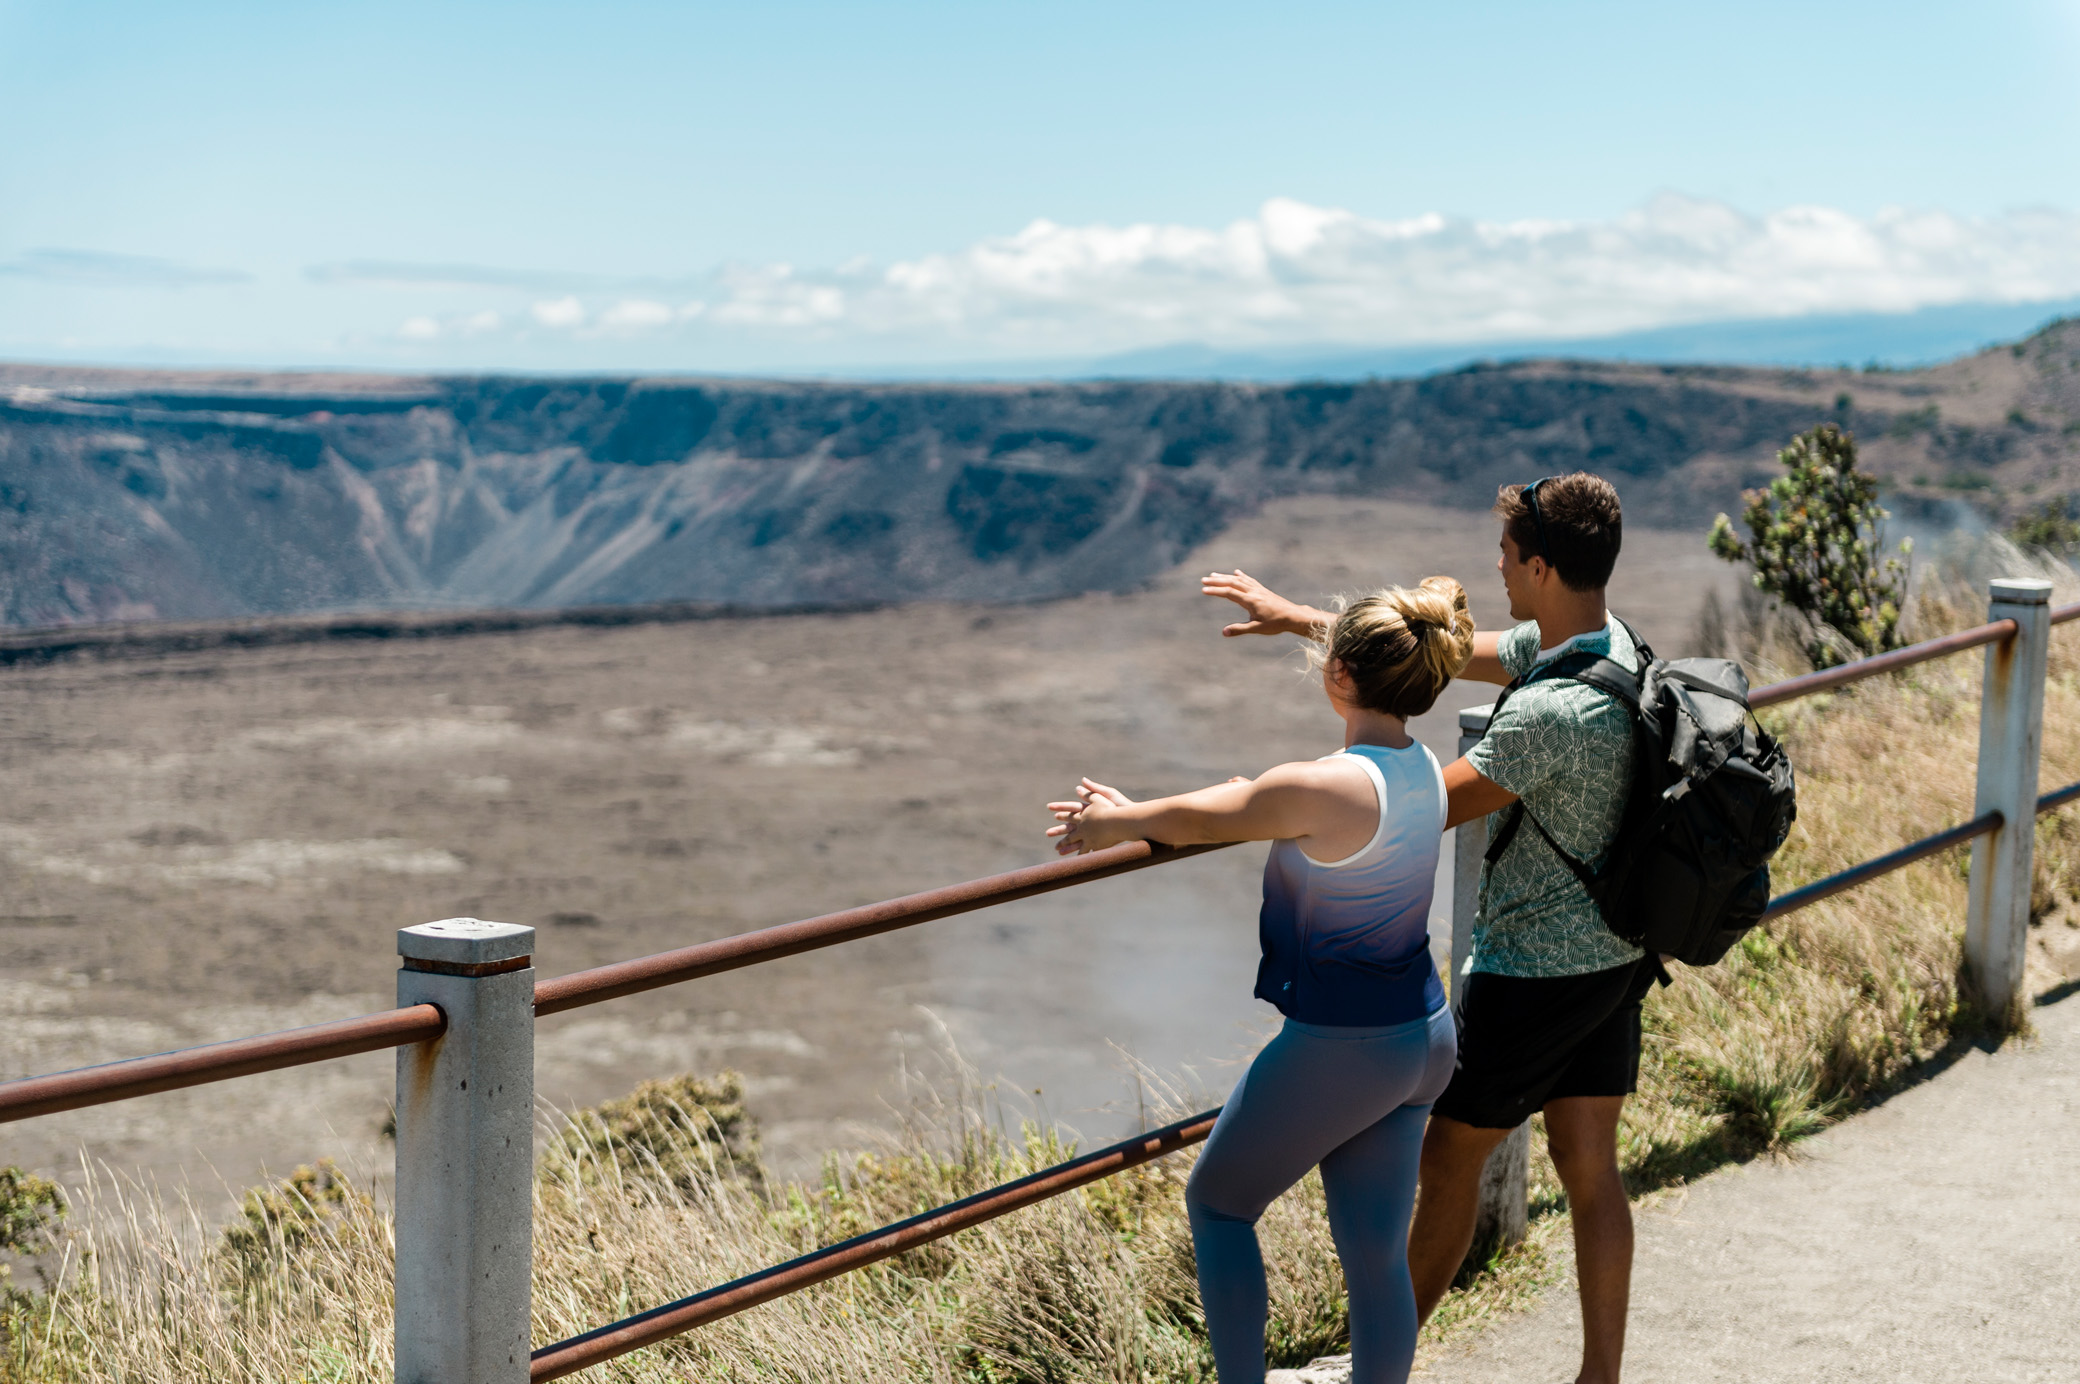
[1203, 472, 1650, 1384]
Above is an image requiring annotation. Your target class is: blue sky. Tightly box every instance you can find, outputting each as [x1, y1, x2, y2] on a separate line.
[3, 0, 2078, 375]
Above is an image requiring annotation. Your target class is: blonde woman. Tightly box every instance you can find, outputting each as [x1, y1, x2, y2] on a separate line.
[1047, 578, 1474, 1384]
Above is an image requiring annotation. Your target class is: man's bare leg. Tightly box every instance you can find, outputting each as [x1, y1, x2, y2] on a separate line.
[1408, 1114, 1510, 1323]
[1545, 1095, 1632, 1384]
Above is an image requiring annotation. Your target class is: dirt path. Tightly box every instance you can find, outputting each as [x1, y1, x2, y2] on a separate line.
[1412, 990, 2080, 1383]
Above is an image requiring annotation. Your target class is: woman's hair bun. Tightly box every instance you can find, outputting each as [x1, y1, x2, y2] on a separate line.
[1313, 575, 1475, 719]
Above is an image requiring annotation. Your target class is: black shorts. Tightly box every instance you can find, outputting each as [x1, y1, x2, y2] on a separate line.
[1431, 956, 1658, 1130]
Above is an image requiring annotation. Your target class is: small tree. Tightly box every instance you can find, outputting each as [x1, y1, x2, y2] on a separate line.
[1708, 424, 1909, 668]
[2009, 499, 2080, 556]
[0, 1166, 63, 1348]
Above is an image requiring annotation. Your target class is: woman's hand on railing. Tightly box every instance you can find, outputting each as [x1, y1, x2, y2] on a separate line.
[1051, 774, 1292, 855]
[1047, 778, 1139, 855]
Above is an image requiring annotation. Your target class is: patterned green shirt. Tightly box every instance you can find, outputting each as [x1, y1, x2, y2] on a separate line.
[1464, 618, 1645, 978]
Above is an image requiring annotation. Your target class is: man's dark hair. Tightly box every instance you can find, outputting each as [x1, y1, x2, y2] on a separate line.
[1493, 472, 1623, 592]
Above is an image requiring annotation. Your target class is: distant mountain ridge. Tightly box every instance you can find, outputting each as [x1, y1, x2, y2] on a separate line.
[2, 320, 2075, 628]
[900, 298, 2080, 382]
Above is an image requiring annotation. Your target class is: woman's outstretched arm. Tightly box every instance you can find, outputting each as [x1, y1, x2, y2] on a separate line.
[1203, 569, 1513, 684]
[1200, 569, 1330, 638]
[1047, 760, 1373, 857]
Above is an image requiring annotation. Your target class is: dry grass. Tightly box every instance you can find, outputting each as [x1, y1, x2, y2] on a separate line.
[1606, 547, 2080, 1191]
[6, 549, 2080, 1382]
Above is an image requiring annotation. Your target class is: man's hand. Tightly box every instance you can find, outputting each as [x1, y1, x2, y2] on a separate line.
[1201, 569, 1330, 638]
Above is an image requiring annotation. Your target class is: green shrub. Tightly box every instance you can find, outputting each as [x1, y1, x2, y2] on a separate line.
[1709, 424, 1910, 667]
[218, 1159, 371, 1304]
[546, 1070, 766, 1200]
[0, 1169, 65, 1376]
[0, 1171, 62, 1268]
[2009, 500, 2080, 556]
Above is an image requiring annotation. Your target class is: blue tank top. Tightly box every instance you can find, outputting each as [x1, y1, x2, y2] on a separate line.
[1253, 741, 1449, 1025]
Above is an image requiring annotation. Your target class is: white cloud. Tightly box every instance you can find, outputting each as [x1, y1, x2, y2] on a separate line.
[701, 193, 2080, 352]
[531, 295, 585, 328]
[310, 194, 2080, 364]
[710, 265, 848, 328]
[598, 298, 676, 330]
[397, 309, 503, 340]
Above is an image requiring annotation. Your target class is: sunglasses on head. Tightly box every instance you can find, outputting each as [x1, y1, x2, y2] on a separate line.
[1522, 475, 1561, 563]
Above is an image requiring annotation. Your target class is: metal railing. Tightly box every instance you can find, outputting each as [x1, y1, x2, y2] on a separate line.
[0, 1004, 446, 1123]
[1746, 617, 2024, 709]
[530, 1108, 1222, 1382]
[0, 579, 2072, 1383]
[533, 839, 1237, 1016]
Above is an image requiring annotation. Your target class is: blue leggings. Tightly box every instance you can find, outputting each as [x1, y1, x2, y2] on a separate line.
[1185, 1006, 1456, 1384]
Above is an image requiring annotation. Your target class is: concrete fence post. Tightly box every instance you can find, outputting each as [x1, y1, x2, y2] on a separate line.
[1966, 578, 2053, 1029]
[395, 919, 537, 1384]
[1453, 705, 1528, 1260]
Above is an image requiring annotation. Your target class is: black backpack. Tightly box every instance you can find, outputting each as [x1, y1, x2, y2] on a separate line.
[1482, 619, 1798, 967]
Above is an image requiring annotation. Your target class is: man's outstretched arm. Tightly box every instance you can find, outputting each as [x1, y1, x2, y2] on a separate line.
[1444, 755, 1516, 829]
[1459, 631, 1511, 686]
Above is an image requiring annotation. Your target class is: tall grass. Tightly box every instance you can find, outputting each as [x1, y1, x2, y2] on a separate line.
[1618, 552, 2080, 1180]
[6, 554, 2079, 1382]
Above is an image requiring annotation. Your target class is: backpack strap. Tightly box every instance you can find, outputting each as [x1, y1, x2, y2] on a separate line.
[1559, 655, 1641, 710]
[1483, 800, 1526, 863]
[1611, 615, 1656, 666]
[1475, 640, 1644, 879]
[1656, 665, 1749, 706]
[1484, 801, 1600, 893]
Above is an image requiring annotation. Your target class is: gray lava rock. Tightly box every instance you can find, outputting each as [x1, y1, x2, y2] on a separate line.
[1266, 1354, 1352, 1383]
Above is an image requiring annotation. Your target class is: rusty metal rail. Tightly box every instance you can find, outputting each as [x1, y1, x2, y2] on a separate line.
[2039, 779, 2080, 815]
[1740, 599, 2077, 709]
[529, 1107, 1221, 1382]
[1725, 771, 2080, 934]
[0, 843, 1232, 1123]
[535, 839, 1234, 1016]
[1748, 619, 2018, 709]
[1759, 811, 2005, 924]
[0, 1004, 445, 1125]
